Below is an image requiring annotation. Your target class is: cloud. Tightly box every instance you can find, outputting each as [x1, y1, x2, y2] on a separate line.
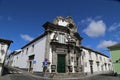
[108, 23, 120, 32]
[20, 34, 34, 41]
[83, 19, 106, 37]
[97, 40, 117, 49]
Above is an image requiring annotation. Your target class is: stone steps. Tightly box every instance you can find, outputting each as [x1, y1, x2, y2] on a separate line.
[52, 73, 85, 78]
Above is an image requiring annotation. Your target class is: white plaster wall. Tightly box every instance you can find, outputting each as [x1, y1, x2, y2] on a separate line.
[82, 49, 90, 73]
[100, 56, 109, 71]
[91, 52, 98, 72]
[33, 36, 46, 72]
[0, 44, 8, 63]
[18, 50, 28, 69]
[97, 55, 101, 71]
[11, 54, 19, 67]
[11, 55, 15, 67]
[82, 48, 111, 74]
[11, 49, 31, 69]
[10, 36, 46, 72]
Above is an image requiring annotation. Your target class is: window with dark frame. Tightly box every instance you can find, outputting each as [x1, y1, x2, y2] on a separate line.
[31, 45, 34, 53]
[26, 48, 28, 55]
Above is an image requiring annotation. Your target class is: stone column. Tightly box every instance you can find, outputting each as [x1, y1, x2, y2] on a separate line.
[45, 31, 51, 62]
[66, 53, 69, 73]
[74, 52, 77, 73]
[52, 47, 57, 73]
[68, 51, 71, 73]
[78, 55, 81, 72]
[72, 48, 75, 73]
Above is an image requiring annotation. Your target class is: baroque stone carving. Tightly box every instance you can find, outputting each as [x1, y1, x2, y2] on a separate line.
[53, 32, 58, 40]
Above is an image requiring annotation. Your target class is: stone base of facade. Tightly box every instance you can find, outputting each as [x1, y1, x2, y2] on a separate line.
[47, 72, 85, 78]
[32, 71, 85, 78]
[85, 71, 114, 76]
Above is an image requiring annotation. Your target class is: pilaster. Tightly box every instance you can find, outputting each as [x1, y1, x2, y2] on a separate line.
[45, 31, 51, 61]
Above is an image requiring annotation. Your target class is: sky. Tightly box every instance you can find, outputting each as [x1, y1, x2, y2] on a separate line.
[0, 0, 120, 57]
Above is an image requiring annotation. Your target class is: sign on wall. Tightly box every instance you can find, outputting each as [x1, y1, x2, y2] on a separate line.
[33, 60, 36, 64]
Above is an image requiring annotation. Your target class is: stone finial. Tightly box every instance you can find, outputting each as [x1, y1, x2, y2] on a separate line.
[53, 16, 76, 27]
[53, 16, 77, 32]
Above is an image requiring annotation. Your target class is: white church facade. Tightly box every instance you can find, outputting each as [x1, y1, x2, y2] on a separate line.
[7, 16, 113, 75]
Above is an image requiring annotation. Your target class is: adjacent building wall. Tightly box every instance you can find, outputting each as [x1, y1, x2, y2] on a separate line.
[0, 38, 13, 76]
[0, 44, 9, 76]
[10, 36, 46, 72]
[110, 49, 120, 74]
[0, 44, 9, 63]
[81, 48, 113, 75]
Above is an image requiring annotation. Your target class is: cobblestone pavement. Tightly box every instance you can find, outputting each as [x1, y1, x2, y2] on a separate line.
[0, 74, 39, 80]
[79, 75, 120, 80]
[0, 67, 120, 80]
[1, 73, 120, 80]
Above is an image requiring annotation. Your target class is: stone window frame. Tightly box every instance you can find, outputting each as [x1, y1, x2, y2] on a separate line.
[58, 32, 66, 44]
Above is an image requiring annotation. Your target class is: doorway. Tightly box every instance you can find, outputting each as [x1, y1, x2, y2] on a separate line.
[57, 54, 66, 73]
[90, 65, 93, 74]
[28, 55, 34, 72]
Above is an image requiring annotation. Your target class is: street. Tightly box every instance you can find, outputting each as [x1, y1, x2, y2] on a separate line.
[0, 67, 49, 80]
[0, 67, 120, 80]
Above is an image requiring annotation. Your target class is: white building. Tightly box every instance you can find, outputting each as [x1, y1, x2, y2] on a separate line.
[7, 50, 21, 67]
[7, 16, 112, 75]
[81, 46, 113, 75]
[13, 34, 47, 72]
[0, 38, 13, 76]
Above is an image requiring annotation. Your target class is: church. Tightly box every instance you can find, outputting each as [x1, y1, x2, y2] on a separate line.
[7, 16, 112, 75]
